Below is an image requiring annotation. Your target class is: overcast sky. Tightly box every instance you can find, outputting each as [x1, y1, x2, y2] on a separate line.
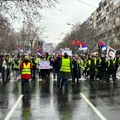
[40, 0, 101, 44]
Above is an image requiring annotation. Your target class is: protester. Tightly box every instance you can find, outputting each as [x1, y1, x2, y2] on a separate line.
[60, 53, 72, 92]
[20, 55, 32, 94]
[54, 54, 62, 88]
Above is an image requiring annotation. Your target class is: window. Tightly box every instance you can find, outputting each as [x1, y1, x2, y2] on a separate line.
[103, 17, 106, 22]
[97, 16, 99, 20]
[106, 7, 109, 12]
[104, 1, 107, 7]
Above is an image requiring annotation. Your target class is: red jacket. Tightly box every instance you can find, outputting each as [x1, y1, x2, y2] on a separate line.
[20, 61, 32, 80]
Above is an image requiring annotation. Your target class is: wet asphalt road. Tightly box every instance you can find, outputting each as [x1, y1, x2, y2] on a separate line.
[0, 70, 120, 120]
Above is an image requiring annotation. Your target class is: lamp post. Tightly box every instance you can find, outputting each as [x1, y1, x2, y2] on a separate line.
[67, 23, 79, 54]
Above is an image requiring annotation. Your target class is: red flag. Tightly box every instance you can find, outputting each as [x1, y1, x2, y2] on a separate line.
[36, 48, 41, 52]
[71, 40, 76, 46]
[77, 40, 82, 47]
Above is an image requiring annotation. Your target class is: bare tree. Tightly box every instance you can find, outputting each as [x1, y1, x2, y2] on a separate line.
[17, 21, 45, 53]
[0, 0, 58, 53]
[0, 0, 58, 23]
[0, 15, 13, 53]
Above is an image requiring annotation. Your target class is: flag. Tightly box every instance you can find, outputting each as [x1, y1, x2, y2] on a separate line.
[16, 46, 23, 52]
[77, 40, 82, 47]
[81, 42, 88, 50]
[71, 40, 76, 46]
[37, 50, 42, 56]
[98, 42, 106, 51]
[77, 40, 87, 50]
[78, 41, 88, 50]
[36, 48, 41, 51]
[107, 45, 116, 60]
[77, 40, 82, 50]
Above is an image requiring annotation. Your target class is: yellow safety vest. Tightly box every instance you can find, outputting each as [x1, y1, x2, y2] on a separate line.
[22, 63, 31, 74]
[94, 58, 97, 65]
[46, 56, 50, 61]
[106, 61, 110, 71]
[87, 60, 91, 71]
[87, 60, 91, 66]
[113, 58, 116, 64]
[99, 59, 102, 64]
[13, 60, 20, 69]
[60, 58, 71, 72]
[108, 61, 110, 67]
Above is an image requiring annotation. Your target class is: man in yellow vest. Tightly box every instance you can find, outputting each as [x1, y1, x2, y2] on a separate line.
[113, 54, 120, 79]
[60, 53, 71, 92]
[106, 57, 117, 85]
[20, 55, 32, 94]
[12, 57, 20, 80]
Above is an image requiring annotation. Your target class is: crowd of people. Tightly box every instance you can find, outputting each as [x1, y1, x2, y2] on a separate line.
[0, 52, 120, 93]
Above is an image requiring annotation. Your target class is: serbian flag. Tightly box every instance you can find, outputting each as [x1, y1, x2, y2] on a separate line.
[16, 46, 23, 52]
[37, 50, 42, 56]
[98, 42, 106, 51]
[37, 48, 42, 56]
[78, 42, 88, 50]
[81, 42, 88, 50]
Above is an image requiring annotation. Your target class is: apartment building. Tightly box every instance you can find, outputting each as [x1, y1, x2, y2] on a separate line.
[87, 0, 120, 46]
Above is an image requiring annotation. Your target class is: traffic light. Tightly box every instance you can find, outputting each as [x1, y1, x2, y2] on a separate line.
[38, 41, 43, 46]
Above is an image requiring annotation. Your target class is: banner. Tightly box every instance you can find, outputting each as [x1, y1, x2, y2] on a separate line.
[107, 45, 116, 59]
[62, 50, 72, 56]
[39, 61, 50, 69]
[43, 43, 53, 54]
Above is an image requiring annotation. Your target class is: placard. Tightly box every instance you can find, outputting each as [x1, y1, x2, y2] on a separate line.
[42, 43, 53, 54]
[62, 50, 72, 56]
[39, 61, 50, 69]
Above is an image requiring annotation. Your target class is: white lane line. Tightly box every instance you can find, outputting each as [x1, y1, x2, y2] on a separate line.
[80, 93, 107, 120]
[38, 79, 42, 81]
[4, 94, 23, 120]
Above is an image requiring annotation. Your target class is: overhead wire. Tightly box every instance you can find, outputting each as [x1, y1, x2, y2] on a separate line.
[77, 0, 97, 8]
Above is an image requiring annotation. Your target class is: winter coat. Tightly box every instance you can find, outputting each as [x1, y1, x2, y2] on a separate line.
[20, 60, 32, 80]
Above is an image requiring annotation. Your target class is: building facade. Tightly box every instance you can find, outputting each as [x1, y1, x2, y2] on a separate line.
[86, 0, 120, 47]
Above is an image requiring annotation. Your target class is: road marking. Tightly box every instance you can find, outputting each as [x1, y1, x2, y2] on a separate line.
[80, 93, 107, 120]
[38, 79, 42, 81]
[4, 94, 23, 120]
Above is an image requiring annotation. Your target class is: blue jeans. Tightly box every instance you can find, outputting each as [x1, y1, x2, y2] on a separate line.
[31, 69, 36, 79]
[21, 79, 30, 94]
[56, 71, 61, 87]
[61, 79, 68, 90]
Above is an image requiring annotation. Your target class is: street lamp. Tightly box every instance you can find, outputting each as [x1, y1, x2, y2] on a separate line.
[67, 23, 75, 26]
[58, 32, 68, 42]
[67, 23, 79, 54]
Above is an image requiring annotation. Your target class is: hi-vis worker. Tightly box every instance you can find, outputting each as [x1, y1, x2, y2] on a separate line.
[106, 57, 117, 85]
[12, 57, 20, 80]
[60, 53, 71, 92]
[71, 55, 81, 85]
[20, 55, 32, 94]
[86, 56, 97, 85]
